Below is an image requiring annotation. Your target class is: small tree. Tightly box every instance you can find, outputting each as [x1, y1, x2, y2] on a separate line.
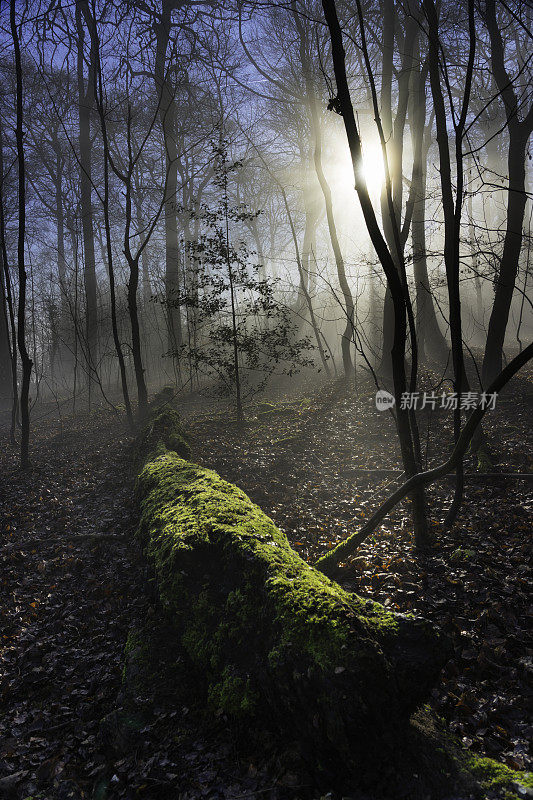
[170, 144, 314, 420]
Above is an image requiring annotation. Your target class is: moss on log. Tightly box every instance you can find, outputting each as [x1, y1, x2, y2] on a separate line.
[138, 407, 190, 460]
[135, 445, 450, 767]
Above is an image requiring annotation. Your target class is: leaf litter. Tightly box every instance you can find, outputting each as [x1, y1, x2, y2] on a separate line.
[0, 367, 531, 799]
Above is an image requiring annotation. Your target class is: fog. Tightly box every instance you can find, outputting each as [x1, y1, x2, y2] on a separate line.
[0, 0, 531, 438]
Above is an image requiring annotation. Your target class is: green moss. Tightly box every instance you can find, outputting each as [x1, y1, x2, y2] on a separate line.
[136, 452, 396, 665]
[152, 385, 176, 407]
[380, 711, 533, 800]
[208, 667, 258, 715]
[126, 405, 522, 791]
[419, 717, 533, 799]
[135, 449, 447, 758]
[466, 755, 533, 797]
[138, 407, 191, 460]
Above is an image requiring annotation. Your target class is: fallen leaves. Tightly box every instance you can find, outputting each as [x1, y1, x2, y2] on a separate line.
[0, 368, 531, 798]
[192, 371, 533, 776]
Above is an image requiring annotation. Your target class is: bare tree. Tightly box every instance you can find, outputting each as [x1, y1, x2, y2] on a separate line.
[408, 36, 449, 363]
[481, 0, 533, 384]
[75, 0, 99, 404]
[321, 0, 429, 548]
[0, 115, 17, 427]
[153, 0, 185, 359]
[10, 0, 32, 468]
[291, 1, 354, 381]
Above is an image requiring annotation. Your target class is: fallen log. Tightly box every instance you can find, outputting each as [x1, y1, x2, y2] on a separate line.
[137, 406, 191, 460]
[135, 444, 450, 769]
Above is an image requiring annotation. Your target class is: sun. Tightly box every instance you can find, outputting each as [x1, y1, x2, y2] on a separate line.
[361, 140, 385, 198]
[324, 131, 386, 213]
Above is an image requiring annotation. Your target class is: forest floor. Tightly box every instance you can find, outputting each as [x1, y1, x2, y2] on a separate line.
[0, 367, 532, 800]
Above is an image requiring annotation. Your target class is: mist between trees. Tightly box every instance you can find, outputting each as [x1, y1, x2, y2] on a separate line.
[1, 0, 532, 491]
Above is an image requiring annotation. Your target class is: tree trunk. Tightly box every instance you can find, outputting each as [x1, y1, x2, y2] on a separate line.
[412, 168, 449, 363]
[321, 0, 429, 548]
[424, 0, 476, 526]
[312, 116, 354, 382]
[410, 126, 449, 363]
[81, 0, 134, 425]
[298, 175, 320, 315]
[154, 2, 183, 362]
[76, 0, 98, 406]
[127, 255, 149, 421]
[164, 154, 183, 356]
[281, 182, 332, 376]
[51, 138, 72, 376]
[466, 159, 483, 329]
[0, 119, 13, 414]
[0, 121, 18, 441]
[482, 129, 530, 383]
[251, 145, 332, 377]
[377, 5, 423, 385]
[0, 247, 12, 411]
[134, 191, 152, 309]
[137, 438, 449, 772]
[376, 0, 395, 376]
[481, 0, 533, 386]
[315, 340, 533, 575]
[123, 114, 149, 422]
[292, 2, 354, 381]
[11, 0, 32, 468]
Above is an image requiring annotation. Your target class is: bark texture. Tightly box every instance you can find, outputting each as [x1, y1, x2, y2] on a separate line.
[135, 412, 449, 767]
